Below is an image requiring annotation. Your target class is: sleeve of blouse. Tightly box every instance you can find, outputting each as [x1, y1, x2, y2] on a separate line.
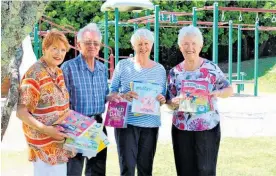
[18, 71, 41, 113]
[61, 62, 70, 94]
[110, 60, 122, 93]
[166, 68, 177, 101]
[214, 65, 230, 91]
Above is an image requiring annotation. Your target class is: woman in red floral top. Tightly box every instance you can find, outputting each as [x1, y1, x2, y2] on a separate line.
[166, 25, 233, 176]
[17, 29, 75, 176]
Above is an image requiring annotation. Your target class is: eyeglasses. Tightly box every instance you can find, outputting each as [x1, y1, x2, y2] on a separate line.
[81, 41, 101, 47]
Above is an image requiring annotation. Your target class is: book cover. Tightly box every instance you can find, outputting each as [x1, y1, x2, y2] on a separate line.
[64, 123, 109, 158]
[131, 81, 161, 115]
[179, 80, 213, 114]
[104, 101, 128, 128]
[55, 110, 96, 138]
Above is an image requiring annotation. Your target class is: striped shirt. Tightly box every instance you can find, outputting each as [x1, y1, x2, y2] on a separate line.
[110, 58, 167, 128]
[61, 54, 109, 116]
[19, 60, 75, 165]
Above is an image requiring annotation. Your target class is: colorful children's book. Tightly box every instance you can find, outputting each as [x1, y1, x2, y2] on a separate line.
[131, 81, 161, 115]
[64, 123, 110, 159]
[179, 80, 213, 114]
[104, 101, 128, 128]
[54, 110, 96, 138]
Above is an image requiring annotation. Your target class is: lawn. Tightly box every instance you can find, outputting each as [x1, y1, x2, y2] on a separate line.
[219, 57, 276, 93]
[2, 137, 276, 176]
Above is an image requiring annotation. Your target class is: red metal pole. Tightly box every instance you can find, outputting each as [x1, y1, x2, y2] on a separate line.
[127, 15, 155, 23]
[160, 11, 193, 16]
[109, 54, 115, 79]
[197, 6, 276, 13]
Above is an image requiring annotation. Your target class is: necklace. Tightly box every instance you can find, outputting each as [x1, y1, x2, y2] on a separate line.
[40, 59, 67, 97]
[40, 59, 58, 81]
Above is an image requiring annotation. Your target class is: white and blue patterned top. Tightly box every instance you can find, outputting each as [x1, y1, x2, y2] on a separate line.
[166, 59, 230, 131]
[61, 54, 109, 116]
[110, 58, 167, 128]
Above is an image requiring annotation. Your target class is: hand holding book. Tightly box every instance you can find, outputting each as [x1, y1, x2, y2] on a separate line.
[209, 89, 223, 98]
[121, 91, 138, 102]
[44, 125, 69, 141]
[106, 93, 124, 103]
[156, 94, 166, 104]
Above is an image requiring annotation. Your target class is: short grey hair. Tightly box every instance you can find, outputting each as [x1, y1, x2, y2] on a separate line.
[77, 23, 102, 42]
[178, 25, 203, 47]
[130, 28, 154, 46]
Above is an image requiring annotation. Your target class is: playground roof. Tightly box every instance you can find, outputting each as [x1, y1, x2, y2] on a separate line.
[101, 0, 154, 12]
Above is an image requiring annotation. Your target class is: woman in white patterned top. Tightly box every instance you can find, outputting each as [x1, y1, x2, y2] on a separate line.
[109, 28, 167, 176]
[166, 25, 233, 176]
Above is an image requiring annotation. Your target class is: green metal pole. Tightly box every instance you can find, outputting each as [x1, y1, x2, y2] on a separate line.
[228, 20, 233, 84]
[154, 5, 160, 63]
[237, 25, 242, 93]
[212, 2, 218, 64]
[134, 12, 138, 31]
[146, 10, 150, 30]
[192, 7, 197, 27]
[115, 8, 119, 65]
[104, 11, 109, 69]
[34, 23, 39, 59]
[254, 21, 259, 96]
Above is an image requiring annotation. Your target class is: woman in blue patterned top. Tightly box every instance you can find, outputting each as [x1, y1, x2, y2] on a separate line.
[109, 28, 166, 176]
[166, 25, 233, 176]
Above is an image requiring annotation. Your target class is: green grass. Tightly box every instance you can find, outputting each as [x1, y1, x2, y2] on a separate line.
[219, 57, 276, 93]
[2, 137, 276, 176]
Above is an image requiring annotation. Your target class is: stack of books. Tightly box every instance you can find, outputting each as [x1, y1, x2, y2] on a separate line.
[55, 110, 110, 158]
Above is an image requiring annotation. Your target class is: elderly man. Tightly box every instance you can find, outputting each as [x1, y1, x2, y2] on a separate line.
[61, 23, 116, 176]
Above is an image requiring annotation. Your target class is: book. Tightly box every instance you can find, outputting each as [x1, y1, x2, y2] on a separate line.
[104, 101, 128, 128]
[131, 81, 161, 115]
[64, 123, 110, 159]
[179, 80, 213, 114]
[54, 110, 96, 138]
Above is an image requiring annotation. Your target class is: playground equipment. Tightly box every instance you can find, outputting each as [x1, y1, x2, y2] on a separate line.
[195, 5, 276, 96]
[32, 15, 115, 78]
[101, 0, 154, 12]
[101, 2, 276, 96]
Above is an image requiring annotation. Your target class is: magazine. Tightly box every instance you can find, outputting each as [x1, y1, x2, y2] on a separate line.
[64, 123, 110, 158]
[104, 101, 128, 128]
[131, 81, 161, 115]
[179, 80, 213, 114]
[54, 110, 96, 138]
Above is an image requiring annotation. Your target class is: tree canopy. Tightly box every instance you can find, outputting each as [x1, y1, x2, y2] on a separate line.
[43, 1, 276, 61]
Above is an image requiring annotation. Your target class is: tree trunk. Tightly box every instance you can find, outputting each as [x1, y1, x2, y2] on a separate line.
[1, 46, 23, 140]
[259, 40, 268, 58]
[1, 1, 49, 140]
[242, 37, 249, 60]
[1, 1, 48, 81]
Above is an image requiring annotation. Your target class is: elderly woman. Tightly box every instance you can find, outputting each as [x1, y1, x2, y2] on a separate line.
[109, 28, 167, 176]
[17, 29, 75, 176]
[166, 25, 233, 176]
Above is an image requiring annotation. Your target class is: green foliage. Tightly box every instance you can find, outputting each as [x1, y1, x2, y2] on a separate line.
[43, 0, 276, 56]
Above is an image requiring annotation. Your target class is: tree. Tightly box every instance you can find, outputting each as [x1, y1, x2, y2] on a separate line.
[1, 1, 49, 140]
[42, 1, 276, 65]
